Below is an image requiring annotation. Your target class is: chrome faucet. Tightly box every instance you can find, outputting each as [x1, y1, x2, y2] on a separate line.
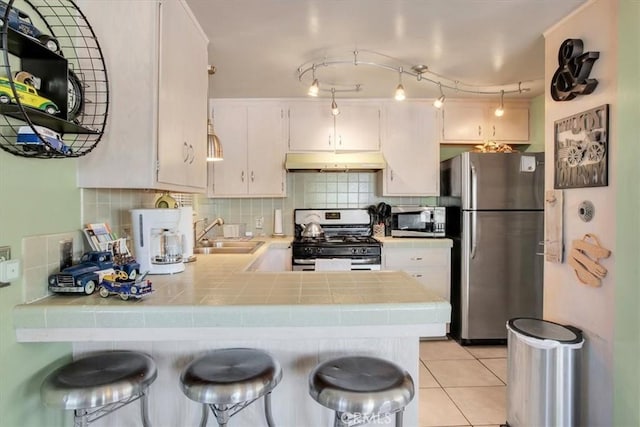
[195, 217, 224, 243]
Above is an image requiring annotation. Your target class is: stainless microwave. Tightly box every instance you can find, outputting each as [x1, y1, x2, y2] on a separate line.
[390, 206, 446, 237]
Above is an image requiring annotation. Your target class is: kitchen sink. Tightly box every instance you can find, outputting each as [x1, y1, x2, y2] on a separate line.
[194, 240, 264, 255]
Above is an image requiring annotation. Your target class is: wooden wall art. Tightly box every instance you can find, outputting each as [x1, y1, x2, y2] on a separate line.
[550, 38, 600, 101]
[568, 234, 611, 287]
[544, 190, 564, 263]
[554, 104, 609, 189]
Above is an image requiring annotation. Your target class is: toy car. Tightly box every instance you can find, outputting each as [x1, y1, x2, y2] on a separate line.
[99, 271, 153, 301]
[0, 1, 60, 52]
[48, 251, 140, 295]
[16, 125, 72, 155]
[0, 76, 60, 114]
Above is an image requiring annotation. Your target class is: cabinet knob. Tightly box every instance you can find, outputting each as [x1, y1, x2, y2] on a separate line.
[241, 171, 245, 182]
[492, 125, 496, 137]
[411, 257, 423, 261]
[478, 125, 482, 136]
[390, 169, 394, 181]
[412, 274, 423, 278]
[251, 171, 254, 182]
[328, 135, 332, 146]
[188, 144, 194, 164]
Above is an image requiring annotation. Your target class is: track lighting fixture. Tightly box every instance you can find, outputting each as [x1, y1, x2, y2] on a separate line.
[330, 88, 340, 116]
[495, 90, 505, 117]
[394, 67, 406, 101]
[297, 50, 531, 114]
[433, 83, 445, 108]
[308, 78, 319, 97]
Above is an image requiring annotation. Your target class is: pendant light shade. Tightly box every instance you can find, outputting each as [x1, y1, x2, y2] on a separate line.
[206, 119, 223, 162]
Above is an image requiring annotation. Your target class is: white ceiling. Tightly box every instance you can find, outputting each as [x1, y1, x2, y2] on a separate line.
[185, 0, 585, 101]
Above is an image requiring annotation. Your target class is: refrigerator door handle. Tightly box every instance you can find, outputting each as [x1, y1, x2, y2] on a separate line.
[470, 210, 477, 259]
[470, 161, 477, 210]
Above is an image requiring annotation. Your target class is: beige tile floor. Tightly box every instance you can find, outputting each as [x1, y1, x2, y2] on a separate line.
[418, 339, 507, 427]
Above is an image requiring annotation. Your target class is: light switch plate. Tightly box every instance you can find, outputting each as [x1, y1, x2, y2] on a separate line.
[0, 259, 20, 283]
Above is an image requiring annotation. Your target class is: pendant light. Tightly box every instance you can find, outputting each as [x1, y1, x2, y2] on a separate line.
[330, 88, 340, 116]
[394, 67, 406, 101]
[433, 83, 446, 108]
[206, 116, 223, 162]
[494, 90, 505, 117]
[206, 65, 223, 162]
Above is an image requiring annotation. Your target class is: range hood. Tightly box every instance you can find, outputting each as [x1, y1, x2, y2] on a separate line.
[285, 152, 386, 171]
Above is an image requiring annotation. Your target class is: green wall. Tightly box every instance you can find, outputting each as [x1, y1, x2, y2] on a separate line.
[0, 152, 78, 426]
[614, 0, 640, 425]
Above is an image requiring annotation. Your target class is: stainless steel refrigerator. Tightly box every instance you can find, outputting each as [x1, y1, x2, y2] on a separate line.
[440, 152, 544, 344]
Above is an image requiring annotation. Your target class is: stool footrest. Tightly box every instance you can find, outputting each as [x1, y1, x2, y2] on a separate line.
[73, 392, 147, 426]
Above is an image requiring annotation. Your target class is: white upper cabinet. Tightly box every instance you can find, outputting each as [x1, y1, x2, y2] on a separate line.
[77, 0, 208, 192]
[288, 101, 334, 151]
[440, 101, 529, 144]
[378, 101, 439, 196]
[288, 100, 380, 151]
[208, 100, 287, 198]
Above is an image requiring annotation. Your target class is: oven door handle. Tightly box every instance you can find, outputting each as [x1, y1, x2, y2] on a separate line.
[293, 258, 380, 265]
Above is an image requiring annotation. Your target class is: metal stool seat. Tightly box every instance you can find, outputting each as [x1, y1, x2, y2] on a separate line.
[41, 350, 157, 427]
[309, 356, 415, 427]
[180, 348, 282, 427]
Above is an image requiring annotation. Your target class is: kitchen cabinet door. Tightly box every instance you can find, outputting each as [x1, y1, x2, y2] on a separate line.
[440, 101, 529, 144]
[157, 0, 208, 188]
[334, 103, 381, 151]
[247, 104, 287, 196]
[379, 102, 439, 196]
[287, 100, 381, 151]
[288, 101, 334, 151]
[77, 0, 208, 192]
[441, 103, 485, 142]
[209, 101, 286, 197]
[488, 105, 529, 141]
[383, 245, 451, 302]
[209, 103, 248, 196]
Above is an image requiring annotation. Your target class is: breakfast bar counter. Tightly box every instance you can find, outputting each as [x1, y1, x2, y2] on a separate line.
[13, 239, 451, 426]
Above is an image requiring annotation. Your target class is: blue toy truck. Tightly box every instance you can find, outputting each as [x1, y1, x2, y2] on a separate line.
[48, 251, 140, 295]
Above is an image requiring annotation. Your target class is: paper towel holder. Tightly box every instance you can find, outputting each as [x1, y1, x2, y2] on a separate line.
[273, 209, 284, 237]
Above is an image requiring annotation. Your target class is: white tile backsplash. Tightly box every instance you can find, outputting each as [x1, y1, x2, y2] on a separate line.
[22, 231, 83, 303]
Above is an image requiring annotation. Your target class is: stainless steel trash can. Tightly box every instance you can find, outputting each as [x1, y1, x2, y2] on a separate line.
[505, 317, 584, 427]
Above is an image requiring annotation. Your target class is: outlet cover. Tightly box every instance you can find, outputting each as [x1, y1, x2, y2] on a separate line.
[59, 239, 73, 270]
[0, 246, 9, 262]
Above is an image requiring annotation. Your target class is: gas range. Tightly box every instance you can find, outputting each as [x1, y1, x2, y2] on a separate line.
[291, 209, 382, 271]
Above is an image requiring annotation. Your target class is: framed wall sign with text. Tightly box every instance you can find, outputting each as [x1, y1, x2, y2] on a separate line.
[554, 104, 609, 189]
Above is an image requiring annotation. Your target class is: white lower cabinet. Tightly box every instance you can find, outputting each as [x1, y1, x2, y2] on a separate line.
[383, 245, 451, 302]
[208, 100, 287, 197]
[378, 101, 439, 196]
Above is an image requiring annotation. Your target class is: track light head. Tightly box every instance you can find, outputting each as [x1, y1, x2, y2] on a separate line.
[395, 84, 406, 101]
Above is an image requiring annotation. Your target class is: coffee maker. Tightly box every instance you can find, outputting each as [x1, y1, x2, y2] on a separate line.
[130, 208, 190, 274]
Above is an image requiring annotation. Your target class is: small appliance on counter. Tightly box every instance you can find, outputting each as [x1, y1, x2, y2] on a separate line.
[389, 206, 446, 237]
[130, 208, 189, 274]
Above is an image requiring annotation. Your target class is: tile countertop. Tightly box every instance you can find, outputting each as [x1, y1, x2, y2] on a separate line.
[13, 236, 452, 342]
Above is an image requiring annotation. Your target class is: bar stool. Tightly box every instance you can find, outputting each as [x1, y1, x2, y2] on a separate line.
[41, 350, 157, 427]
[180, 348, 282, 427]
[309, 355, 415, 427]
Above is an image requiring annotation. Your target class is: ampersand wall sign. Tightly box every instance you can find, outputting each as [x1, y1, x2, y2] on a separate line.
[550, 39, 600, 101]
